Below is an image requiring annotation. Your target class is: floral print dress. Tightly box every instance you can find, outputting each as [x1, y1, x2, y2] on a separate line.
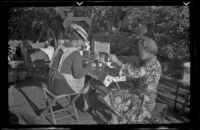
[104, 56, 162, 123]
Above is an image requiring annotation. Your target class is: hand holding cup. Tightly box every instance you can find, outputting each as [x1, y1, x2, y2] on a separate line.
[109, 54, 124, 67]
[109, 54, 120, 64]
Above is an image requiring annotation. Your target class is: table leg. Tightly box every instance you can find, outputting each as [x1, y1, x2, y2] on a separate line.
[14, 69, 18, 86]
[115, 82, 120, 89]
[31, 67, 34, 78]
[28, 68, 31, 78]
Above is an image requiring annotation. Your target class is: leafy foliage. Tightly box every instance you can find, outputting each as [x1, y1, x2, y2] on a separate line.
[8, 40, 23, 58]
[8, 6, 190, 62]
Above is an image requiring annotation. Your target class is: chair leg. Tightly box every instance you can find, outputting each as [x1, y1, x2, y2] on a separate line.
[71, 95, 80, 123]
[68, 96, 71, 104]
[39, 99, 51, 118]
[163, 106, 168, 123]
[66, 95, 80, 123]
[160, 106, 168, 124]
[43, 89, 48, 107]
[72, 94, 80, 102]
[72, 101, 80, 123]
[50, 101, 57, 124]
[115, 82, 120, 89]
[39, 90, 50, 118]
[40, 98, 57, 124]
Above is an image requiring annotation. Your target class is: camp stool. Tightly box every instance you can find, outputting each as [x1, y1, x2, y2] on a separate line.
[39, 47, 82, 124]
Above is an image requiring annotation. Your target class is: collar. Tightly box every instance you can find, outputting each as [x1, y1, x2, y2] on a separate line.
[141, 55, 156, 65]
[145, 55, 156, 62]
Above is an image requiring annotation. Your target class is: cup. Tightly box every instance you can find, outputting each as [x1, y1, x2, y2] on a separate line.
[99, 62, 103, 67]
[106, 62, 111, 67]
[80, 51, 83, 56]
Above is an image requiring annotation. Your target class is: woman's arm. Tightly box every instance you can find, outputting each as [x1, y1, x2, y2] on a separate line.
[121, 63, 147, 79]
[29, 42, 47, 49]
[72, 51, 93, 79]
[121, 59, 160, 79]
[114, 59, 124, 68]
[109, 54, 124, 68]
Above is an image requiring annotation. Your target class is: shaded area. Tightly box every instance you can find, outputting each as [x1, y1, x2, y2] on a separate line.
[9, 74, 189, 124]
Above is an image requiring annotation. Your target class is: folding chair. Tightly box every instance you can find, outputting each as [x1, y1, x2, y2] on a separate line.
[39, 82, 81, 124]
[39, 48, 82, 124]
[145, 102, 168, 124]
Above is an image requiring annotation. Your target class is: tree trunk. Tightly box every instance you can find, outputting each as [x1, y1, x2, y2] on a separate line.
[55, 7, 66, 19]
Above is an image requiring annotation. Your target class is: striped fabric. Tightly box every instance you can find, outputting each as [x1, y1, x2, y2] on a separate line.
[70, 24, 89, 42]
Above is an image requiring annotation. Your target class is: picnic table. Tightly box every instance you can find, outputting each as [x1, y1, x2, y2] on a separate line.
[8, 61, 50, 86]
[82, 60, 128, 120]
[82, 59, 127, 89]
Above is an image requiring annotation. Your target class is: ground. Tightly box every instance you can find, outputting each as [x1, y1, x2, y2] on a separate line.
[9, 78, 115, 124]
[8, 75, 189, 125]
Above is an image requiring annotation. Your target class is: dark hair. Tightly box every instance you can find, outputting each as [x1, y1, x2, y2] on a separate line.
[49, 39, 56, 47]
[63, 27, 81, 41]
[135, 24, 147, 36]
[141, 43, 155, 55]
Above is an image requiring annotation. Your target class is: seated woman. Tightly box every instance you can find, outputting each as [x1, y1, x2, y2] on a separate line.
[85, 35, 162, 124]
[106, 36, 162, 124]
[40, 39, 56, 61]
[27, 39, 55, 63]
[48, 23, 94, 110]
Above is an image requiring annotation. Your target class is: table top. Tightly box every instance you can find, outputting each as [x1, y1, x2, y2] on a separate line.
[87, 62, 190, 89]
[85, 61, 124, 84]
[8, 62, 49, 70]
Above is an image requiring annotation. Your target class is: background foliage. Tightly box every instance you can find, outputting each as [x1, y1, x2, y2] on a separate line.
[8, 6, 190, 64]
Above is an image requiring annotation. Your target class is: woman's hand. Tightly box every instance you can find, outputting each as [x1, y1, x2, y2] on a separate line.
[91, 62, 97, 68]
[87, 61, 96, 72]
[109, 54, 119, 63]
[109, 54, 123, 67]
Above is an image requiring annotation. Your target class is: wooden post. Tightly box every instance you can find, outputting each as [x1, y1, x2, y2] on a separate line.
[174, 85, 180, 112]
[21, 45, 28, 65]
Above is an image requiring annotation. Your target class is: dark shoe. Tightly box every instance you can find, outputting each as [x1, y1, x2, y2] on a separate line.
[89, 88, 96, 95]
[108, 119, 119, 124]
[119, 118, 128, 124]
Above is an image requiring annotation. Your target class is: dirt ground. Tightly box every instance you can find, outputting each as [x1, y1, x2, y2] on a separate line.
[8, 76, 188, 125]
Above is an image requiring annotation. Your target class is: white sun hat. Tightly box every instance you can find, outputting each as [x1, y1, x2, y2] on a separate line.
[64, 23, 89, 43]
[70, 23, 90, 49]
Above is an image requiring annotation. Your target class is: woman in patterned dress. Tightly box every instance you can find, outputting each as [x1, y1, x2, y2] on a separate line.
[106, 36, 162, 124]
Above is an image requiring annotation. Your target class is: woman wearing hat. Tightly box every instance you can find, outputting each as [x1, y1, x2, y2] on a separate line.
[48, 23, 95, 111]
[105, 36, 162, 124]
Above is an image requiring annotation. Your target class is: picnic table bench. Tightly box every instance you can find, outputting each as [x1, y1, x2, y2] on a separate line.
[160, 74, 190, 114]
